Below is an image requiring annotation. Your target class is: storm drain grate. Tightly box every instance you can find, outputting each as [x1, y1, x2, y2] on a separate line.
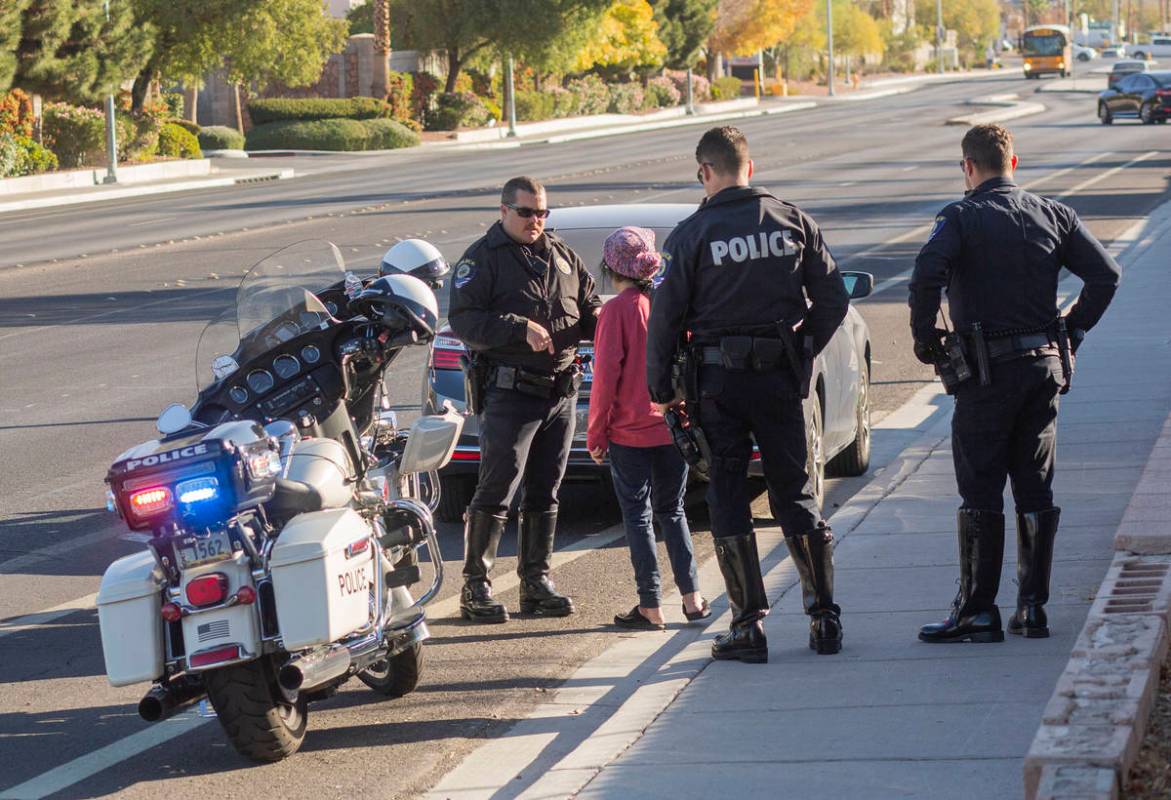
[1101, 560, 1170, 614]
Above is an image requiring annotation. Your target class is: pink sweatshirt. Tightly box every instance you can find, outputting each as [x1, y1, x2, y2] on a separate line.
[586, 288, 673, 451]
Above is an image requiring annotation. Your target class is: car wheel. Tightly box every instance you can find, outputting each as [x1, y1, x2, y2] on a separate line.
[1140, 102, 1155, 124]
[828, 362, 871, 478]
[1134, 51, 1148, 60]
[1099, 102, 1113, 125]
[436, 475, 475, 523]
[804, 393, 825, 512]
[1078, 53, 1091, 62]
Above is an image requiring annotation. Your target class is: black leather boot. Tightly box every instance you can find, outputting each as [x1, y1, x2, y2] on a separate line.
[711, 534, 769, 664]
[460, 510, 509, 624]
[786, 523, 843, 655]
[919, 509, 1005, 643]
[517, 510, 574, 617]
[1009, 507, 1060, 639]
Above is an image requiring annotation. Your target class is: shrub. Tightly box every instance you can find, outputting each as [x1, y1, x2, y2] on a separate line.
[43, 102, 106, 168]
[247, 97, 392, 125]
[665, 70, 711, 102]
[15, 135, 58, 174]
[167, 118, 201, 135]
[385, 70, 415, 123]
[607, 82, 646, 114]
[567, 74, 609, 115]
[161, 91, 186, 118]
[514, 90, 554, 122]
[481, 97, 503, 122]
[245, 118, 417, 151]
[426, 92, 492, 131]
[246, 118, 370, 151]
[198, 125, 245, 151]
[0, 89, 35, 137]
[710, 76, 744, 100]
[646, 76, 681, 108]
[0, 134, 19, 176]
[411, 71, 441, 125]
[158, 122, 203, 159]
[548, 86, 577, 118]
[115, 112, 161, 162]
[361, 117, 419, 149]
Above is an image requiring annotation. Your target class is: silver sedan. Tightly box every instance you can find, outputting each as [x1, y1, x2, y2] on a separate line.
[423, 203, 874, 521]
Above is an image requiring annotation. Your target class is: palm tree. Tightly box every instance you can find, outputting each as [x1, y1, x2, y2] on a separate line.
[372, 0, 391, 98]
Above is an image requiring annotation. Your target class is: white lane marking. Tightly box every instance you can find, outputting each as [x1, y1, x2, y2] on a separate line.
[0, 593, 99, 640]
[0, 526, 627, 799]
[901, 165, 919, 172]
[1055, 150, 1157, 199]
[0, 712, 207, 800]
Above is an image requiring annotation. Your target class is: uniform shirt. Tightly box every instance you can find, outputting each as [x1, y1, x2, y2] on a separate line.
[909, 177, 1121, 342]
[449, 221, 601, 373]
[587, 288, 673, 452]
[646, 185, 850, 403]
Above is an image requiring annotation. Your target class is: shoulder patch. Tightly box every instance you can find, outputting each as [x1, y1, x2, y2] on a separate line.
[453, 258, 477, 288]
[927, 216, 947, 242]
[652, 251, 671, 288]
[554, 254, 571, 275]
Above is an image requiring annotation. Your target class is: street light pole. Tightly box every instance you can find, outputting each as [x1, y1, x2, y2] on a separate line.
[102, 0, 118, 184]
[505, 54, 517, 138]
[936, 0, 944, 74]
[826, 0, 835, 97]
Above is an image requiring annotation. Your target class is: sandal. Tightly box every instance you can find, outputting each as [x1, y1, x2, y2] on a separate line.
[614, 605, 666, 631]
[683, 598, 711, 622]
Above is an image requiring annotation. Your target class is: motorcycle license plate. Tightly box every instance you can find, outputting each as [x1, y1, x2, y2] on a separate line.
[175, 530, 233, 569]
[578, 345, 594, 384]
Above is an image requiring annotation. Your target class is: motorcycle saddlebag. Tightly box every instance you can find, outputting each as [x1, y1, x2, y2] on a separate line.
[269, 508, 375, 651]
[96, 550, 165, 686]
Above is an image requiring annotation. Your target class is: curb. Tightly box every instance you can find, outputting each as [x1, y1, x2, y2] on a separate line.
[947, 92, 1047, 126]
[539, 101, 817, 145]
[0, 168, 294, 215]
[1024, 410, 1171, 800]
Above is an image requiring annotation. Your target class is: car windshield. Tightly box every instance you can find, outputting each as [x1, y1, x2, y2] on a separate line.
[193, 240, 346, 393]
[1114, 62, 1145, 73]
[551, 226, 677, 295]
[1022, 33, 1065, 55]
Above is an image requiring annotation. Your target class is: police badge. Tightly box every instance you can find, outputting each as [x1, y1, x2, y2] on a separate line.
[555, 255, 571, 275]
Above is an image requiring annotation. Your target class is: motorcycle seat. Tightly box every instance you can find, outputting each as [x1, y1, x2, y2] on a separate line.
[267, 478, 325, 517]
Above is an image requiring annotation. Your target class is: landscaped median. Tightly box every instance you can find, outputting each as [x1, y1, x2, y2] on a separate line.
[243, 97, 419, 152]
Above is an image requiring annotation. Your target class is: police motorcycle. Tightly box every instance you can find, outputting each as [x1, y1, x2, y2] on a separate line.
[95, 240, 462, 762]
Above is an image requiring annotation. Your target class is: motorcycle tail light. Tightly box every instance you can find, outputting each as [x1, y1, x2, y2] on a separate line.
[190, 645, 241, 669]
[234, 586, 257, 605]
[430, 335, 465, 370]
[186, 573, 229, 607]
[129, 486, 173, 518]
[246, 450, 281, 481]
[161, 602, 183, 622]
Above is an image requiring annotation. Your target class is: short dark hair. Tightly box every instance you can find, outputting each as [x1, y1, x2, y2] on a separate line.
[502, 176, 545, 205]
[696, 126, 749, 175]
[962, 124, 1014, 173]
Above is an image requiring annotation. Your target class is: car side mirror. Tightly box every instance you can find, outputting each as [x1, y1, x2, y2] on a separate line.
[841, 271, 874, 301]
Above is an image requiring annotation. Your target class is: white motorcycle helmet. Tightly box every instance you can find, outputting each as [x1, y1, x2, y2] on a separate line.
[354, 273, 439, 344]
[380, 238, 450, 289]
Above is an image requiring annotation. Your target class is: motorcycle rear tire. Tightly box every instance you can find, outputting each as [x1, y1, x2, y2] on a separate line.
[205, 659, 308, 762]
[358, 641, 424, 698]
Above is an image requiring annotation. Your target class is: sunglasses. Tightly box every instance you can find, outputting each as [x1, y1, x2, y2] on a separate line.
[505, 203, 550, 219]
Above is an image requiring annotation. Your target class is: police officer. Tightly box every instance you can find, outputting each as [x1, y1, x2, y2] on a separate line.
[449, 176, 601, 624]
[910, 124, 1120, 644]
[647, 127, 850, 663]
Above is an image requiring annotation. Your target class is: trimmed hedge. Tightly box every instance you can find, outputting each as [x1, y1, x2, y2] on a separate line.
[247, 97, 392, 126]
[245, 117, 417, 151]
[426, 92, 492, 131]
[158, 122, 203, 159]
[198, 125, 245, 151]
[710, 76, 745, 101]
[167, 118, 201, 135]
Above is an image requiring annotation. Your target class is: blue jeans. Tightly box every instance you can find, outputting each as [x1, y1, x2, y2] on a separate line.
[608, 442, 698, 609]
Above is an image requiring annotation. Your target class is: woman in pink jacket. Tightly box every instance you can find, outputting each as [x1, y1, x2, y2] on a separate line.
[587, 227, 709, 630]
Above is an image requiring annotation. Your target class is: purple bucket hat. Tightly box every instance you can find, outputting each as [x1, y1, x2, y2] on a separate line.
[603, 226, 661, 281]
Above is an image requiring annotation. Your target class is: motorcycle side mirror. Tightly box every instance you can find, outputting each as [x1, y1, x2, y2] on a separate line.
[156, 403, 193, 435]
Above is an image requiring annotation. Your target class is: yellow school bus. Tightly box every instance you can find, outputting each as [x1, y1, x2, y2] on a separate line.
[1021, 25, 1072, 78]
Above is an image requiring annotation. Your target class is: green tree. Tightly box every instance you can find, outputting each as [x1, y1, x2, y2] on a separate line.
[12, 0, 154, 104]
[1, 1, 31, 92]
[943, 0, 999, 55]
[647, 0, 718, 68]
[347, 2, 374, 34]
[393, 0, 610, 93]
[129, 0, 347, 111]
[824, 0, 884, 59]
[709, 0, 813, 55]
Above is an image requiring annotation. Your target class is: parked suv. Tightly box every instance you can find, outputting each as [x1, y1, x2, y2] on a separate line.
[422, 203, 875, 522]
[1130, 35, 1171, 61]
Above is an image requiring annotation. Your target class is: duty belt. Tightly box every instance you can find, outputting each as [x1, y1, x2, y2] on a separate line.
[983, 333, 1055, 361]
[695, 336, 789, 372]
[489, 363, 581, 399]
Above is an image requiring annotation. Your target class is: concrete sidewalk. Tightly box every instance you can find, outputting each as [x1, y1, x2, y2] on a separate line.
[425, 201, 1171, 800]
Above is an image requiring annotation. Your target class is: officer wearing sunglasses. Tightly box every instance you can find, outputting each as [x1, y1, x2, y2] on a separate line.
[448, 175, 601, 624]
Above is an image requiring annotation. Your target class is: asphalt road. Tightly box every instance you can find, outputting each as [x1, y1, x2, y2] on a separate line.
[1, 71, 1168, 799]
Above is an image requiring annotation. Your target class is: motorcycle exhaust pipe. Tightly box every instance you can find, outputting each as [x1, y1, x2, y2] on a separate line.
[278, 646, 352, 693]
[139, 680, 205, 723]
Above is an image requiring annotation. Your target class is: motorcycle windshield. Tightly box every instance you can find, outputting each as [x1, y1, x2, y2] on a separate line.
[195, 240, 347, 393]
